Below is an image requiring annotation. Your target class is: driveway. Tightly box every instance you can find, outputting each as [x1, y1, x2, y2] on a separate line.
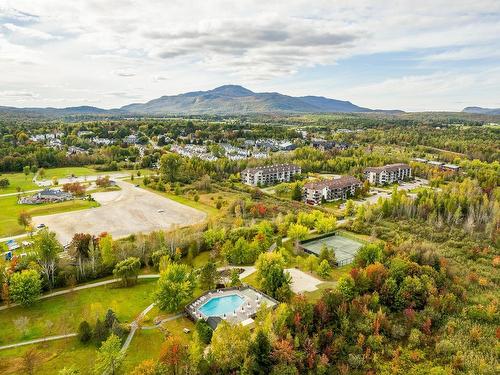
[32, 180, 206, 245]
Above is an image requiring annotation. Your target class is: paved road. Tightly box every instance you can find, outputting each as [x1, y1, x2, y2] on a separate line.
[0, 274, 160, 311]
[0, 333, 77, 351]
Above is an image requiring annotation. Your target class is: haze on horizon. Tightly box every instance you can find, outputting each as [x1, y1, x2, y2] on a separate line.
[1, 0, 499, 112]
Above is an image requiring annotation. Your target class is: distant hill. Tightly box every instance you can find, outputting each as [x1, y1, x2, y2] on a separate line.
[0, 85, 398, 116]
[120, 85, 376, 115]
[462, 106, 500, 115]
[0, 105, 112, 117]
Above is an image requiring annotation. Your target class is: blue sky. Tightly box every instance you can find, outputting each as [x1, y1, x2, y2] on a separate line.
[0, 0, 499, 111]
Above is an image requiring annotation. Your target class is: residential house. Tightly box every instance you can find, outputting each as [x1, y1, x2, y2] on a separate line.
[303, 176, 361, 205]
[363, 163, 412, 185]
[241, 164, 301, 186]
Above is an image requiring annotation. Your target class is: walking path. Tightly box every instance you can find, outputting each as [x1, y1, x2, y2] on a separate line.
[0, 188, 42, 198]
[0, 333, 77, 351]
[0, 274, 160, 311]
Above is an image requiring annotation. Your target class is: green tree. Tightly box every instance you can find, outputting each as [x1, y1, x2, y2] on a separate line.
[345, 199, 355, 216]
[199, 261, 219, 290]
[354, 244, 383, 267]
[154, 261, 195, 312]
[33, 229, 62, 289]
[94, 334, 123, 375]
[9, 269, 42, 306]
[18, 211, 32, 229]
[318, 244, 336, 267]
[78, 321, 92, 344]
[195, 319, 213, 344]
[93, 318, 108, 347]
[23, 165, 31, 179]
[337, 275, 356, 300]
[317, 259, 332, 279]
[248, 330, 272, 375]
[160, 153, 183, 183]
[291, 183, 302, 201]
[38, 168, 46, 179]
[113, 257, 141, 286]
[0, 178, 9, 188]
[255, 252, 292, 301]
[287, 223, 308, 250]
[230, 268, 242, 287]
[99, 234, 115, 268]
[314, 215, 337, 234]
[211, 321, 251, 372]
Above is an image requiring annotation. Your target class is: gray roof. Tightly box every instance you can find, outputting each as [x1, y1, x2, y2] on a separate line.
[242, 163, 300, 175]
[304, 176, 361, 191]
[364, 163, 410, 173]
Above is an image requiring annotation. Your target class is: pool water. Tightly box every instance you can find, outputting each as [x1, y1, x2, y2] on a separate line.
[199, 294, 244, 317]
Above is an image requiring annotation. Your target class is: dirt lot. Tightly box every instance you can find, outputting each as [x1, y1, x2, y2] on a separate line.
[285, 268, 322, 293]
[32, 180, 206, 245]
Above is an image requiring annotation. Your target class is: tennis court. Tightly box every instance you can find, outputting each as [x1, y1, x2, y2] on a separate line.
[300, 233, 363, 266]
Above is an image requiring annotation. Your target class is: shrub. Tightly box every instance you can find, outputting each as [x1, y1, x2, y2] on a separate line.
[78, 321, 92, 344]
[195, 320, 213, 344]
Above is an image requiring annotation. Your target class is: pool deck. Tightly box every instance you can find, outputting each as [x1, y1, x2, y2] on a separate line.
[185, 286, 277, 327]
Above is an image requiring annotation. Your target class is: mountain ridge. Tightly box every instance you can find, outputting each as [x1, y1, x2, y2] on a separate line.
[1, 85, 390, 116]
[462, 106, 500, 115]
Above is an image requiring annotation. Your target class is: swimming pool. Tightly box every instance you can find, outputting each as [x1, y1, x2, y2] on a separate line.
[199, 294, 244, 317]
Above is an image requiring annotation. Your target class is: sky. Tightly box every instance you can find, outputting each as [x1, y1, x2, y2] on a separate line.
[0, 0, 499, 112]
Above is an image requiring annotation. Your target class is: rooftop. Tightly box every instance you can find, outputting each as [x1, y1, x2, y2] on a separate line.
[304, 175, 361, 190]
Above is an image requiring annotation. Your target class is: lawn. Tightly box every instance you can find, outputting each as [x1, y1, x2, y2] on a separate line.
[181, 250, 214, 269]
[136, 181, 220, 217]
[0, 172, 38, 195]
[0, 337, 97, 375]
[39, 167, 98, 180]
[123, 317, 195, 372]
[39, 166, 157, 181]
[122, 329, 165, 372]
[0, 196, 100, 237]
[0, 279, 156, 345]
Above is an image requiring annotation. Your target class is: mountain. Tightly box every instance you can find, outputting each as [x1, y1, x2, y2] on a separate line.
[121, 85, 373, 115]
[0, 105, 112, 117]
[0, 85, 394, 116]
[462, 106, 500, 115]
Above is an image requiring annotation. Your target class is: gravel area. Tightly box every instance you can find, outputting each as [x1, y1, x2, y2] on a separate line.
[32, 180, 206, 245]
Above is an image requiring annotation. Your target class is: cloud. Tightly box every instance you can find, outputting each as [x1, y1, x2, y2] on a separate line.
[2, 23, 61, 42]
[0, 0, 499, 109]
[113, 69, 136, 77]
[0, 90, 38, 98]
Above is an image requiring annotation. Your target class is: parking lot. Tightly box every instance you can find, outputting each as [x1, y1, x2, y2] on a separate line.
[32, 180, 206, 245]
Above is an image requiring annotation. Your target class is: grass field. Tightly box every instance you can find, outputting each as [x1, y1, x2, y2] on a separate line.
[123, 317, 195, 372]
[0, 196, 100, 237]
[0, 172, 38, 195]
[39, 167, 99, 180]
[0, 279, 156, 345]
[136, 181, 220, 217]
[0, 337, 97, 375]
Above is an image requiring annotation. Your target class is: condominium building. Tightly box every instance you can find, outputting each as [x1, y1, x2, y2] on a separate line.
[241, 164, 301, 186]
[303, 176, 361, 205]
[363, 163, 412, 185]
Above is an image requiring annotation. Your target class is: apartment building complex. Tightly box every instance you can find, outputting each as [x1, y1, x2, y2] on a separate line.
[363, 163, 412, 185]
[303, 176, 361, 205]
[241, 164, 301, 186]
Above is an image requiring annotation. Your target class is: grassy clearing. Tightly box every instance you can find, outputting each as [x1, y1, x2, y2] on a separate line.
[0, 172, 38, 195]
[123, 329, 165, 372]
[0, 337, 97, 375]
[40, 167, 98, 180]
[135, 181, 220, 217]
[0, 279, 156, 345]
[0, 196, 100, 237]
